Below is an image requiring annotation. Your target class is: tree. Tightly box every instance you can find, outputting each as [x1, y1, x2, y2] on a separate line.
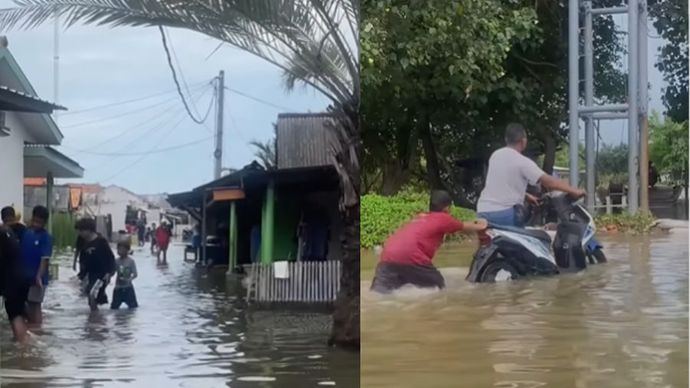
[649, 112, 689, 186]
[649, 0, 688, 122]
[0, 0, 359, 348]
[361, 0, 627, 208]
[597, 143, 628, 176]
[249, 139, 276, 170]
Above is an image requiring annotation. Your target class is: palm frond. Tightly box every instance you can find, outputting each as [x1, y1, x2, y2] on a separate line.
[0, 0, 358, 106]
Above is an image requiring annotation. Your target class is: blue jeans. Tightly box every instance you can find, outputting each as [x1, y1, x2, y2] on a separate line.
[478, 207, 521, 227]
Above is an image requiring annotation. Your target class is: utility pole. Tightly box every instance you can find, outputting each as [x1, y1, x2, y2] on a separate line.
[214, 70, 225, 180]
[569, 0, 644, 214]
[53, 7, 60, 123]
[638, 0, 650, 212]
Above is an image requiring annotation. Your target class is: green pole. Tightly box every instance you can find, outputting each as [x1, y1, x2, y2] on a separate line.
[260, 181, 275, 264]
[229, 201, 238, 270]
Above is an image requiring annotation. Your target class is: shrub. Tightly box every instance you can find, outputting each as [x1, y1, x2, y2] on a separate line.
[594, 211, 656, 234]
[361, 190, 475, 248]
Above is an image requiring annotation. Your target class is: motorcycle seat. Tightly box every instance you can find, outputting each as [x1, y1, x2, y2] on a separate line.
[490, 224, 552, 242]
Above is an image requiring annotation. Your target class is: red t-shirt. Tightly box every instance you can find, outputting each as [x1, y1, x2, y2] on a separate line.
[381, 212, 464, 266]
[155, 227, 170, 245]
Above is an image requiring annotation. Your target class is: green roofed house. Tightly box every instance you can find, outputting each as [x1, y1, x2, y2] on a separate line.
[168, 113, 343, 303]
[0, 37, 84, 227]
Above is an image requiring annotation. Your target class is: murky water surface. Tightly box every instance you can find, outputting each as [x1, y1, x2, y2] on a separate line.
[1, 245, 357, 387]
[362, 232, 689, 388]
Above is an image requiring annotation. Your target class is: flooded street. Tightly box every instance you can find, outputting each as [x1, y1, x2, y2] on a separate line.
[362, 233, 689, 388]
[1, 244, 358, 388]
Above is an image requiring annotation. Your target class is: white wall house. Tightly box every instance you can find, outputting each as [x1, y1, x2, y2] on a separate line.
[0, 40, 83, 218]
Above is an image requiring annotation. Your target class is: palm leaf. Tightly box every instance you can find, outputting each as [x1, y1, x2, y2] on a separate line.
[0, 0, 358, 106]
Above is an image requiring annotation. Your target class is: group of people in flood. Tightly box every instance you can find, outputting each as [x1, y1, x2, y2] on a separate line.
[0, 207, 141, 343]
[371, 123, 587, 294]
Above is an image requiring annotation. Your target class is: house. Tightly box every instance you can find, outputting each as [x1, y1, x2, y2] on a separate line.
[168, 113, 341, 303]
[0, 38, 83, 222]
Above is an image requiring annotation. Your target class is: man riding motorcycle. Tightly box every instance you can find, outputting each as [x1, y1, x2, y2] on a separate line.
[477, 123, 586, 227]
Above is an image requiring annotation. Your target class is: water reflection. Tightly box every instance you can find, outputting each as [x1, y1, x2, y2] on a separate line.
[362, 234, 688, 388]
[1, 245, 357, 387]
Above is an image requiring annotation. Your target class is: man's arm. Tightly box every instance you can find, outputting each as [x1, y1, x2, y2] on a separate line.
[538, 174, 586, 198]
[462, 219, 488, 233]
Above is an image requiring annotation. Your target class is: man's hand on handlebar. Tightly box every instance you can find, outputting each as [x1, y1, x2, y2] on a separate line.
[525, 193, 540, 206]
[570, 188, 587, 199]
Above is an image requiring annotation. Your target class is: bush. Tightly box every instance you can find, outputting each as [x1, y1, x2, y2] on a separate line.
[361, 190, 476, 248]
[594, 211, 656, 234]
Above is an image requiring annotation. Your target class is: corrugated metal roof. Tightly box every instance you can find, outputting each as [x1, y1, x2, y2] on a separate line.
[0, 85, 67, 112]
[276, 113, 334, 169]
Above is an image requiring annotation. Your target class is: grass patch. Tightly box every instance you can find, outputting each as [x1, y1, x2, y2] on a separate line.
[361, 190, 475, 249]
[52, 212, 78, 250]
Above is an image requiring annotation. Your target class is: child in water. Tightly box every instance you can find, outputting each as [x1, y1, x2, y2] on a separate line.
[370, 190, 488, 294]
[111, 241, 138, 309]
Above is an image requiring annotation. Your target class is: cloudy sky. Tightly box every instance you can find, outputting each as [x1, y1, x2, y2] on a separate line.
[0, 2, 328, 194]
[0, 4, 668, 194]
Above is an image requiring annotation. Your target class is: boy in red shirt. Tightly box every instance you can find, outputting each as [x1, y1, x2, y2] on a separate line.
[371, 190, 487, 293]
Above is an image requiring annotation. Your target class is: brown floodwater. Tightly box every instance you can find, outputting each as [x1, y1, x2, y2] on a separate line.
[362, 232, 689, 388]
[1, 244, 358, 387]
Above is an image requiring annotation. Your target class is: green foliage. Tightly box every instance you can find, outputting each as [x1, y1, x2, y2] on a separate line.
[361, 0, 626, 201]
[52, 213, 77, 251]
[649, 113, 689, 186]
[597, 143, 628, 176]
[361, 191, 476, 248]
[649, 0, 688, 122]
[595, 212, 657, 234]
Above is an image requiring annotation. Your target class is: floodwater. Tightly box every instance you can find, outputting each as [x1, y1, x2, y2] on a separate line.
[362, 232, 689, 388]
[1, 244, 357, 387]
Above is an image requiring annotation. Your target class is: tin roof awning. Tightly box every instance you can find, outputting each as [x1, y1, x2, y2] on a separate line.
[0, 85, 66, 114]
[24, 145, 84, 178]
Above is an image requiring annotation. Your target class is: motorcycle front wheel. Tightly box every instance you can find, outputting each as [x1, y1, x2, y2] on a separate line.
[480, 260, 520, 283]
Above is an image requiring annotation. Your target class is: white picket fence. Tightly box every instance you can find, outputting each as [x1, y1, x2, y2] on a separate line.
[244, 260, 341, 303]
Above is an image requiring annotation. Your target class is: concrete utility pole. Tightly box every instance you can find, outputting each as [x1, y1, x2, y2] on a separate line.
[569, 0, 647, 213]
[53, 7, 60, 123]
[638, 0, 650, 211]
[214, 70, 225, 180]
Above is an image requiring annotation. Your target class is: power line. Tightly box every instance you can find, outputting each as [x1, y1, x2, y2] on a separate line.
[60, 81, 208, 116]
[61, 94, 182, 129]
[65, 84, 214, 154]
[84, 136, 212, 157]
[225, 86, 293, 111]
[89, 86, 213, 176]
[159, 25, 212, 124]
[165, 28, 203, 118]
[99, 119, 211, 183]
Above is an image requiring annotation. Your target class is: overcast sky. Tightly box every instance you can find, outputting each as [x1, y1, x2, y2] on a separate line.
[0, 2, 328, 194]
[0, 4, 668, 193]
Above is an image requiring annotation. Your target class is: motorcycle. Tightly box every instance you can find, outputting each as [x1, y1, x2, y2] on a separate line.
[466, 191, 607, 283]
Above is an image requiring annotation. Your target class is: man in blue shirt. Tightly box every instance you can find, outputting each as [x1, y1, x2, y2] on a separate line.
[21, 206, 52, 325]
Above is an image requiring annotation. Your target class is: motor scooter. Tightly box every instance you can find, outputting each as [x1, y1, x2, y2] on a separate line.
[466, 191, 607, 283]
